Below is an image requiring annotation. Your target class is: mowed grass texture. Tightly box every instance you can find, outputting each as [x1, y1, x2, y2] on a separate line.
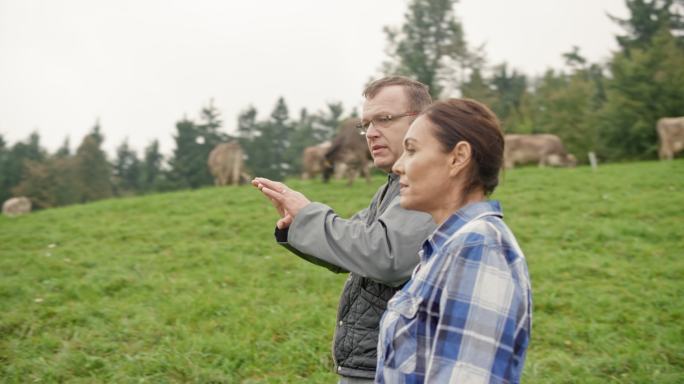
[1, 160, 682, 383]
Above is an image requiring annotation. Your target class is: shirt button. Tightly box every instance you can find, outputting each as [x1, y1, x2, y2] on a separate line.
[338, 366, 342, 372]
[339, 321, 343, 326]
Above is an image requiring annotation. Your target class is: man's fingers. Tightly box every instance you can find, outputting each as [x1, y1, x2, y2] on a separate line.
[270, 197, 287, 216]
[276, 218, 287, 229]
[252, 178, 291, 221]
[260, 186, 284, 201]
[254, 177, 286, 192]
[276, 215, 293, 229]
[252, 177, 305, 221]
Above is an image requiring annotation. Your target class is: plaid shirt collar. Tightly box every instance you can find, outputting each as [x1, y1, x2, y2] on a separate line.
[420, 200, 503, 264]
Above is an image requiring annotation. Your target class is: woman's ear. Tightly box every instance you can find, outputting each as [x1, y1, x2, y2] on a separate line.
[448, 141, 472, 177]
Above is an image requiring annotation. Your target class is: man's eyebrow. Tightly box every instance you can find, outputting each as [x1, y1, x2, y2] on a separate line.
[363, 111, 391, 119]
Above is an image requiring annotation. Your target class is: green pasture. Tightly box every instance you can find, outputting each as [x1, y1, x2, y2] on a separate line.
[1, 160, 683, 383]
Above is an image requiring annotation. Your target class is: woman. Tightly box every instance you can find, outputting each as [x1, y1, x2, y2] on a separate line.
[375, 99, 531, 384]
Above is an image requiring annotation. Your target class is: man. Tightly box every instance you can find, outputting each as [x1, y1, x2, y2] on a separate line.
[253, 76, 435, 383]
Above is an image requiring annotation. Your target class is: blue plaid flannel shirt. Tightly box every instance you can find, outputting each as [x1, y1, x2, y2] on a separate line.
[376, 200, 532, 384]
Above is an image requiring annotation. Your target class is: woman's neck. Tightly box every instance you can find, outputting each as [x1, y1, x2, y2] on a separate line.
[431, 189, 486, 226]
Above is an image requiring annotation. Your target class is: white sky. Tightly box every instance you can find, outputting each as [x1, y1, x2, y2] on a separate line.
[0, 0, 628, 156]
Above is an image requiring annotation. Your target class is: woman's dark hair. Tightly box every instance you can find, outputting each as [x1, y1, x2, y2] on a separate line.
[422, 98, 504, 196]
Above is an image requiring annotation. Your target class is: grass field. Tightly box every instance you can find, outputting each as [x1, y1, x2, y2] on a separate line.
[1, 160, 683, 383]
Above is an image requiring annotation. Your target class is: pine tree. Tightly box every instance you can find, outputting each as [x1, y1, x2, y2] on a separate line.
[240, 97, 294, 180]
[530, 70, 596, 161]
[596, 27, 684, 159]
[314, 102, 345, 141]
[1, 132, 46, 202]
[262, 97, 293, 180]
[609, 0, 684, 52]
[236, 106, 259, 178]
[168, 118, 201, 189]
[89, 119, 105, 146]
[237, 106, 258, 140]
[591, 1, 684, 159]
[0, 135, 9, 203]
[287, 108, 317, 174]
[74, 125, 113, 202]
[562, 46, 588, 70]
[460, 68, 497, 110]
[382, 0, 470, 98]
[113, 139, 142, 195]
[168, 100, 228, 189]
[13, 156, 79, 209]
[489, 64, 530, 132]
[55, 136, 71, 158]
[140, 140, 164, 193]
[197, 99, 229, 146]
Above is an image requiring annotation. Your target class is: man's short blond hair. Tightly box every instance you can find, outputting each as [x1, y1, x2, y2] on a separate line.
[363, 76, 433, 112]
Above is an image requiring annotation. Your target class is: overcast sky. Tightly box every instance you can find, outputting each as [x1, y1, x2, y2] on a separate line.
[0, 0, 628, 155]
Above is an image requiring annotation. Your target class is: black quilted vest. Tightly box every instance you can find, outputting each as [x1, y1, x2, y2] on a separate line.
[333, 273, 399, 378]
[333, 174, 402, 379]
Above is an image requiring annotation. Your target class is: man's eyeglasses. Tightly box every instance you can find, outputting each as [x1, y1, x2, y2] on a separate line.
[356, 112, 418, 135]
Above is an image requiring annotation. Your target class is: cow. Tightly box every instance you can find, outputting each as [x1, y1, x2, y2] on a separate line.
[504, 133, 577, 169]
[208, 141, 249, 186]
[2, 196, 31, 217]
[301, 141, 332, 180]
[323, 118, 373, 186]
[657, 117, 684, 160]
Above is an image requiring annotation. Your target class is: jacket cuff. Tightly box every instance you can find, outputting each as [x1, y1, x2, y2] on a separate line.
[274, 226, 289, 243]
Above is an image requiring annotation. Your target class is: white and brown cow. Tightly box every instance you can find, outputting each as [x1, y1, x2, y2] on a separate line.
[657, 117, 684, 160]
[208, 141, 248, 186]
[324, 118, 373, 186]
[504, 133, 577, 169]
[301, 141, 332, 180]
[2, 196, 32, 217]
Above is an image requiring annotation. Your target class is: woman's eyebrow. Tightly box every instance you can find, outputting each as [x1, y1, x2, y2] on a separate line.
[403, 137, 417, 146]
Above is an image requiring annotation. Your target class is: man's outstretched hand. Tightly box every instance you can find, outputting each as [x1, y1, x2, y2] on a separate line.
[251, 177, 311, 229]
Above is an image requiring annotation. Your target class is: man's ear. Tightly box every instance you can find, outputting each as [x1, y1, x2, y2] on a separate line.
[448, 141, 472, 177]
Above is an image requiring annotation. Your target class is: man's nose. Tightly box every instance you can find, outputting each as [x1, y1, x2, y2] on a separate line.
[365, 122, 380, 138]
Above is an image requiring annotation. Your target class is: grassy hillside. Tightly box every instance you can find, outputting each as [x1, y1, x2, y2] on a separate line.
[1, 160, 683, 383]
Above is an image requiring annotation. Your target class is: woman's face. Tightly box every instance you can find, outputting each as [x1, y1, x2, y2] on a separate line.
[392, 115, 463, 216]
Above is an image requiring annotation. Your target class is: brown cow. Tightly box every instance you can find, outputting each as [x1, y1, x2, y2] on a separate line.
[657, 117, 684, 160]
[504, 134, 577, 169]
[2, 196, 31, 217]
[324, 118, 373, 185]
[301, 141, 331, 180]
[208, 141, 248, 186]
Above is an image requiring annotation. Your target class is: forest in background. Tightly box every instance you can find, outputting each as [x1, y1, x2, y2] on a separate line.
[1, 0, 683, 209]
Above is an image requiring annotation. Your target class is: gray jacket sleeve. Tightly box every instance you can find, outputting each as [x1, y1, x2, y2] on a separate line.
[279, 197, 435, 286]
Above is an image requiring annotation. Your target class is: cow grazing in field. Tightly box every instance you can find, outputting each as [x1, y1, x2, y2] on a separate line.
[504, 133, 577, 169]
[324, 118, 373, 186]
[2, 196, 31, 217]
[208, 141, 248, 186]
[301, 141, 332, 180]
[657, 117, 684, 160]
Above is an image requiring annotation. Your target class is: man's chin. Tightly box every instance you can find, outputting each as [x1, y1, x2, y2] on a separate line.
[373, 158, 393, 173]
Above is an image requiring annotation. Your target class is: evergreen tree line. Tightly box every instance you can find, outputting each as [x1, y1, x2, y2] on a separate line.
[0, 99, 353, 209]
[384, 0, 684, 161]
[1, 0, 682, 209]
[0, 122, 165, 209]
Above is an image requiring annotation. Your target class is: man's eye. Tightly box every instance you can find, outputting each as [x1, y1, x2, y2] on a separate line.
[377, 116, 392, 123]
